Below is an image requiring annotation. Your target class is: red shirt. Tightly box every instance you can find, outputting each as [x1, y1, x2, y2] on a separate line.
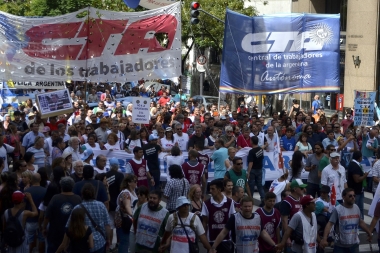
[158, 96, 170, 107]
[237, 134, 252, 148]
[45, 119, 67, 131]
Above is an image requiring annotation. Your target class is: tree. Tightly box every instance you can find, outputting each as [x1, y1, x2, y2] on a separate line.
[181, 0, 257, 54]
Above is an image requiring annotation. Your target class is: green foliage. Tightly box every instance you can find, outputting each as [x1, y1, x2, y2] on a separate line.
[181, 0, 257, 53]
[0, 0, 143, 17]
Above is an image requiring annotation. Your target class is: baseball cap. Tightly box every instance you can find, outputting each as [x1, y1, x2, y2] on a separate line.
[109, 157, 119, 166]
[82, 147, 93, 160]
[320, 185, 331, 193]
[330, 152, 340, 158]
[290, 178, 307, 189]
[28, 112, 35, 117]
[42, 126, 50, 133]
[165, 127, 173, 132]
[176, 196, 191, 209]
[12, 191, 25, 204]
[149, 134, 158, 141]
[300, 195, 316, 206]
[4, 114, 9, 118]
[96, 109, 104, 114]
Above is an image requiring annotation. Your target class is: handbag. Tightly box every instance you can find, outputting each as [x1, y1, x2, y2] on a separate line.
[178, 213, 199, 253]
[119, 209, 133, 233]
[80, 204, 106, 239]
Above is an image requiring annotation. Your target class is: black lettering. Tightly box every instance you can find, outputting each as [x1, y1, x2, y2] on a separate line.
[89, 67, 98, 76]
[125, 63, 133, 73]
[25, 62, 35, 75]
[134, 58, 143, 71]
[144, 61, 154, 70]
[110, 65, 119, 74]
[100, 62, 109, 75]
[36, 66, 45, 75]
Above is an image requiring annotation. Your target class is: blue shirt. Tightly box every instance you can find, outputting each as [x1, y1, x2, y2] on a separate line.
[26, 146, 46, 167]
[67, 200, 111, 252]
[322, 137, 338, 149]
[22, 131, 44, 149]
[281, 136, 296, 151]
[312, 100, 321, 114]
[211, 147, 228, 179]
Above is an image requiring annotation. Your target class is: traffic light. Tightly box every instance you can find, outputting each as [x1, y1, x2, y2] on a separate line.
[191, 2, 200, 25]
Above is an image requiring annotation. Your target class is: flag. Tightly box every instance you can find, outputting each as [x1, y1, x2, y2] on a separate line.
[331, 184, 336, 206]
[274, 130, 285, 172]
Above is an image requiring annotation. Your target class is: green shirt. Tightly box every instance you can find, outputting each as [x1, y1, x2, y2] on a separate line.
[318, 155, 330, 172]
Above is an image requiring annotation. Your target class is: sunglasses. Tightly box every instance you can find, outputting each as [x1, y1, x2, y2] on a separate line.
[176, 128, 182, 131]
[86, 129, 92, 131]
[236, 163, 243, 165]
[348, 194, 355, 198]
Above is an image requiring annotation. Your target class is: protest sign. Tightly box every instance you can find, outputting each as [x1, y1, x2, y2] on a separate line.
[221, 12, 340, 94]
[132, 97, 150, 124]
[354, 90, 376, 126]
[0, 3, 181, 83]
[35, 89, 73, 118]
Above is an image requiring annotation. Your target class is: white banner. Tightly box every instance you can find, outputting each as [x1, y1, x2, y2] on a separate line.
[132, 97, 150, 124]
[12, 81, 66, 90]
[90, 149, 376, 182]
[0, 3, 181, 83]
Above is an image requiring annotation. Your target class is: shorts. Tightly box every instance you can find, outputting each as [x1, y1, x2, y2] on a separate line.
[26, 221, 45, 243]
[109, 211, 115, 229]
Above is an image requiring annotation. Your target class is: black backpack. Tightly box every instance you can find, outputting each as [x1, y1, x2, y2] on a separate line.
[3, 209, 25, 247]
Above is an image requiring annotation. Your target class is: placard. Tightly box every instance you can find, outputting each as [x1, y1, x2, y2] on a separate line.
[35, 89, 73, 119]
[353, 90, 376, 126]
[132, 97, 150, 124]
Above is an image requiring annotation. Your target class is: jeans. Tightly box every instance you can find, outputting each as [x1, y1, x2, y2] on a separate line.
[306, 183, 320, 197]
[355, 192, 364, 219]
[116, 227, 130, 253]
[333, 244, 359, 253]
[129, 231, 136, 253]
[367, 177, 373, 192]
[249, 169, 265, 201]
[150, 170, 161, 191]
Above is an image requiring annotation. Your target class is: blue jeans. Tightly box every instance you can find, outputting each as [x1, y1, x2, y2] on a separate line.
[249, 169, 265, 201]
[116, 227, 130, 253]
[333, 244, 359, 253]
[355, 192, 364, 220]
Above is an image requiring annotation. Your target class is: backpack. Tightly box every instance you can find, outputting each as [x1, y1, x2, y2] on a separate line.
[3, 209, 25, 247]
[172, 212, 197, 232]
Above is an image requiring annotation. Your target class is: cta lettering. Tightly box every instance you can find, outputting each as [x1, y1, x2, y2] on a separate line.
[241, 32, 324, 53]
[23, 15, 177, 60]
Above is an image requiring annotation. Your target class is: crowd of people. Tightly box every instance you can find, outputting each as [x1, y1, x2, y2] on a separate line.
[0, 83, 380, 253]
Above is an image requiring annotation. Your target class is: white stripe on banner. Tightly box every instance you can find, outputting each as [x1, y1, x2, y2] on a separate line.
[90, 148, 375, 182]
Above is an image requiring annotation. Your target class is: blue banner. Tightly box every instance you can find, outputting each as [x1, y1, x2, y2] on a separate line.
[220, 11, 340, 94]
[354, 91, 376, 126]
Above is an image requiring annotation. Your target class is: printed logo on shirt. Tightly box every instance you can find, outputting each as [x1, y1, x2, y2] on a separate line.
[236, 178, 245, 187]
[138, 223, 158, 233]
[61, 203, 74, 215]
[138, 167, 146, 176]
[264, 222, 275, 236]
[213, 211, 225, 223]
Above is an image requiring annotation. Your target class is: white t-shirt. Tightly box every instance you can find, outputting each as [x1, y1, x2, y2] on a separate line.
[84, 143, 101, 150]
[173, 133, 189, 152]
[0, 144, 15, 172]
[160, 138, 175, 151]
[107, 130, 125, 149]
[164, 155, 185, 180]
[104, 143, 121, 150]
[125, 139, 142, 151]
[321, 164, 347, 200]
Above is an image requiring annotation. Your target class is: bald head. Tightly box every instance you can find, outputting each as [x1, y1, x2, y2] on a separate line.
[32, 173, 41, 184]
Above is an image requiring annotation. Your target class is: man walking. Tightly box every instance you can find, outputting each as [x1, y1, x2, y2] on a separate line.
[305, 142, 325, 197]
[224, 157, 251, 196]
[211, 196, 278, 253]
[256, 192, 281, 253]
[202, 179, 235, 253]
[279, 195, 318, 253]
[143, 134, 162, 190]
[182, 149, 206, 187]
[210, 139, 228, 180]
[126, 146, 152, 187]
[347, 151, 368, 219]
[321, 152, 347, 204]
[247, 136, 265, 202]
[320, 188, 372, 253]
[133, 190, 169, 253]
